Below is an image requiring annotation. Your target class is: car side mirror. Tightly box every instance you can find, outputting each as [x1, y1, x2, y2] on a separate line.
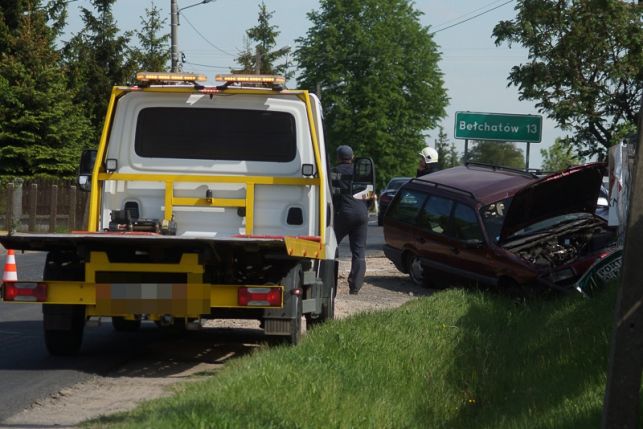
[352, 157, 376, 200]
[77, 149, 97, 192]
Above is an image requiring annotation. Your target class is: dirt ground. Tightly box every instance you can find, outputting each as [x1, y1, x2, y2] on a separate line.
[3, 257, 431, 428]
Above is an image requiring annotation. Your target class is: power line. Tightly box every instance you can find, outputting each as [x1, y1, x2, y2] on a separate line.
[431, 0, 510, 30]
[430, 0, 514, 35]
[180, 13, 236, 57]
[183, 61, 232, 70]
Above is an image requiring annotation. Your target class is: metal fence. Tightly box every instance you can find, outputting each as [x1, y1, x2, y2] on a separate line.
[1, 179, 90, 233]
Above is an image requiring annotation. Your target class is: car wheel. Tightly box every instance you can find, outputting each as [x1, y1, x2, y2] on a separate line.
[406, 252, 426, 287]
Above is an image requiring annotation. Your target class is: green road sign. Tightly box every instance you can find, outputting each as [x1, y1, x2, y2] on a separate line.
[454, 111, 542, 143]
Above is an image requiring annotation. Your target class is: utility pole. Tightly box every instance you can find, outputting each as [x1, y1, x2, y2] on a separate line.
[170, 0, 214, 73]
[255, 45, 261, 74]
[170, 0, 179, 72]
[602, 95, 643, 428]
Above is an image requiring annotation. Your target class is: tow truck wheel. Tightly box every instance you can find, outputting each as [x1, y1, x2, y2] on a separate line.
[308, 260, 337, 327]
[280, 264, 305, 345]
[112, 317, 142, 332]
[289, 304, 304, 345]
[43, 304, 85, 356]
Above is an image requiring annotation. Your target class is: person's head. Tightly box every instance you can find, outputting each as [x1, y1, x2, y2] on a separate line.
[336, 145, 353, 163]
[418, 146, 439, 168]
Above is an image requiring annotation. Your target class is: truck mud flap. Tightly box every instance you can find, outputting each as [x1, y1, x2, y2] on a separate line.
[264, 319, 292, 336]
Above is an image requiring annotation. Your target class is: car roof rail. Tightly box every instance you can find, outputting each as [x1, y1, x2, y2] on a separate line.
[465, 162, 539, 178]
[410, 178, 475, 199]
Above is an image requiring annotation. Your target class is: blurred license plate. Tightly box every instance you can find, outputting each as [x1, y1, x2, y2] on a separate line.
[575, 248, 623, 294]
[595, 257, 622, 282]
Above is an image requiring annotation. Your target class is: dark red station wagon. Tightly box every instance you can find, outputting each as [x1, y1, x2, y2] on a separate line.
[383, 163, 619, 294]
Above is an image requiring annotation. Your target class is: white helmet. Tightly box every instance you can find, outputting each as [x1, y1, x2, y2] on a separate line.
[419, 147, 439, 164]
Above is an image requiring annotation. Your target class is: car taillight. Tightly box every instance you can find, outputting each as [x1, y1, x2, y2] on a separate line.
[238, 287, 282, 307]
[3, 282, 48, 302]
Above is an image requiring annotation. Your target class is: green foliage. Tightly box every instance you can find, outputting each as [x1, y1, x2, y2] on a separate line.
[89, 286, 620, 429]
[295, 0, 448, 189]
[0, 1, 92, 177]
[493, 0, 643, 160]
[540, 138, 585, 172]
[466, 141, 525, 169]
[234, 2, 292, 80]
[435, 126, 460, 169]
[62, 0, 134, 141]
[129, 3, 170, 72]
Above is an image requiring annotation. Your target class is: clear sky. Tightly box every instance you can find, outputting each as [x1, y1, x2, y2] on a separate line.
[62, 0, 565, 169]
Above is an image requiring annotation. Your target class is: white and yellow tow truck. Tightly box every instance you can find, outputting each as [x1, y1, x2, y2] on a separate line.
[0, 72, 375, 355]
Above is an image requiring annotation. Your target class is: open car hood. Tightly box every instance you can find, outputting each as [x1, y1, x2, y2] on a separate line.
[499, 163, 606, 242]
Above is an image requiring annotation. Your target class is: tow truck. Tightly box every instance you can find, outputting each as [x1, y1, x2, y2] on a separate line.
[0, 72, 375, 355]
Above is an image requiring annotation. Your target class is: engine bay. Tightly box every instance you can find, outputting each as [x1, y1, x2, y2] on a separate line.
[502, 217, 616, 269]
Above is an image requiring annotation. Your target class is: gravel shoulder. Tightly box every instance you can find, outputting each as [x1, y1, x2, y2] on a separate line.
[2, 257, 431, 428]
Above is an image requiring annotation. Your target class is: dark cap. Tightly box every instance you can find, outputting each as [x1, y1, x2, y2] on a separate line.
[336, 145, 353, 161]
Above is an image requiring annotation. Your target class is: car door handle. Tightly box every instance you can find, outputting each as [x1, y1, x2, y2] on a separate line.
[451, 247, 460, 255]
[416, 237, 426, 244]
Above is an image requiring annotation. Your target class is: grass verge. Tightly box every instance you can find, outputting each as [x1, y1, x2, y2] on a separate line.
[88, 285, 624, 429]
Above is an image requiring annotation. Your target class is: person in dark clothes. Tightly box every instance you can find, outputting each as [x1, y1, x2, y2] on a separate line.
[332, 145, 369, 295]
[417, 146, 440, 177]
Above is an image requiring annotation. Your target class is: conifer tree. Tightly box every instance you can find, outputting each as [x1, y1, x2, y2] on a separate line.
[234, 2, 292, 79]
[0, 1, 92, 177]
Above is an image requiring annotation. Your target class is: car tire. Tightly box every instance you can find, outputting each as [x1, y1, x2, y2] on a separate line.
[405, 252, 428, 287]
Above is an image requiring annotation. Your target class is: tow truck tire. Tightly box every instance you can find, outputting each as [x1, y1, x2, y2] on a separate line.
[308, 260, 337, 326]
[112, 317, 141, 332]
[280, 264, 305, 345]
[43, 304, 85, 356]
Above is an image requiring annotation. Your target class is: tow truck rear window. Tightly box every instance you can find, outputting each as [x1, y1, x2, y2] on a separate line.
[135, 107, 296, 162]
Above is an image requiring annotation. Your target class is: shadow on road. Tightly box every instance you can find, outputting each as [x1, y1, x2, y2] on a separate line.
[0, 320, 266, 377]
[365, 273, 434, 297]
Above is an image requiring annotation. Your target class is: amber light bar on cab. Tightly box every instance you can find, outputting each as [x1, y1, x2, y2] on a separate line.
[215, 74, 286, 85]
[136, 71, 207, 84]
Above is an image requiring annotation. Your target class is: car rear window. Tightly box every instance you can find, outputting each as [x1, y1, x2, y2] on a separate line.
[134, 107, 297, 162]
[387, 178, 410, 191]
[387, 189, 427, 223]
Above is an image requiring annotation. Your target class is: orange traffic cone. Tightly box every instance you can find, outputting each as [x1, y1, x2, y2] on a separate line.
[3, 249, 18, 282]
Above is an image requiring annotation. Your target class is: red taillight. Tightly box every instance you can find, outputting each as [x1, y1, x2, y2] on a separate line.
[238, 287, 282, 307]
[3, 282, 48, 302]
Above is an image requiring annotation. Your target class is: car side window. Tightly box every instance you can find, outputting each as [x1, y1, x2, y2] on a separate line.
[453, 203, 484, 241]
[387, 189, 427, 223]
[418, 195, 454, 235]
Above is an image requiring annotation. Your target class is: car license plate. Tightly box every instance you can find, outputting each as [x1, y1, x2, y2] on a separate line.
[575, 248, 623, 294]
[595, 257, 623, 282]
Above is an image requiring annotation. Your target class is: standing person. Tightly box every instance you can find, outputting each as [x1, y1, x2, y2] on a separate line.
[417, 146, 440, 177]
[332, 145, 369, 295]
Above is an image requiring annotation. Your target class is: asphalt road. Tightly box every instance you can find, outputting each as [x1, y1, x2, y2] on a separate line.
[0, 252, 171, 422]
[0, 221, 386, 422]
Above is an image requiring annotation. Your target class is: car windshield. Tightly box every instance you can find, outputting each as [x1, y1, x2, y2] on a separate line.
[508, 212, 595, 239]
[479, 198, 512, 243]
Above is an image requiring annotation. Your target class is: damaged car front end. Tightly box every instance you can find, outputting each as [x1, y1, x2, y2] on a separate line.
[493, 163, 620, 293]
